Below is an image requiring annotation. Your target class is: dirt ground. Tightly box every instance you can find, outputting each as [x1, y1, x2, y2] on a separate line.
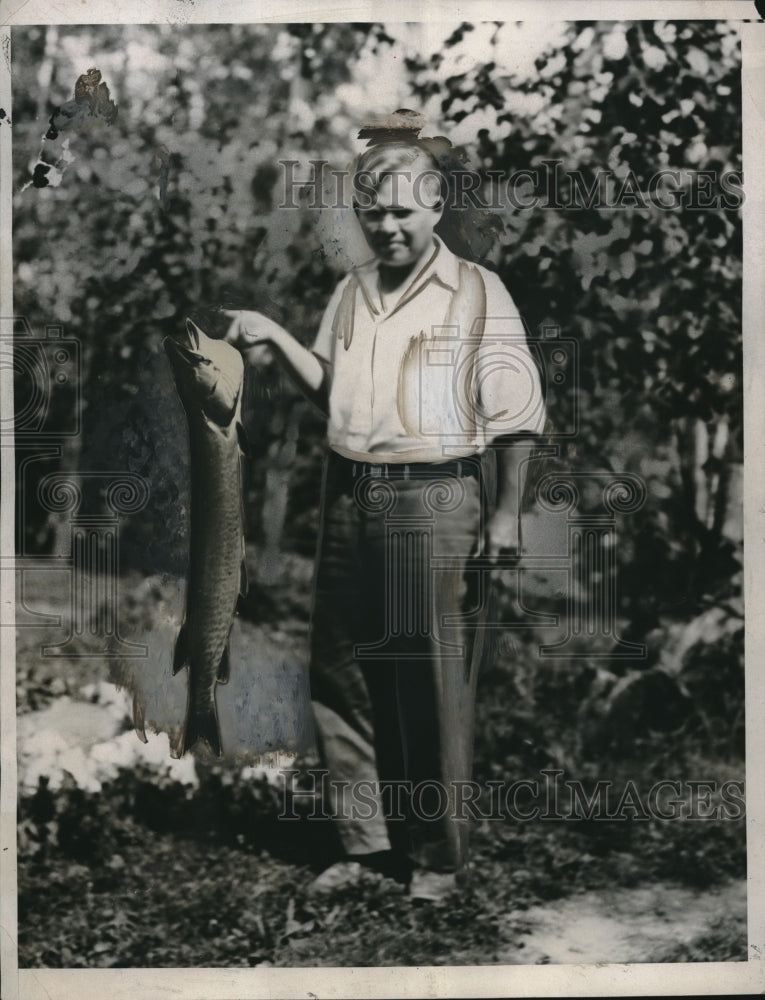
[14, 568, 748, 968]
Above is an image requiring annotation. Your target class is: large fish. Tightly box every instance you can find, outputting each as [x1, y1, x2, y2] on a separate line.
[164, 318, 248, 756]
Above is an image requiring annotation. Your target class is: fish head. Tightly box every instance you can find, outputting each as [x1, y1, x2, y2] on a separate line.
[164, 319, 244, 426]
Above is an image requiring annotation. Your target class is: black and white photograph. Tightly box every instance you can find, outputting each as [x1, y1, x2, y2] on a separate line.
[1, 2, 763, 997]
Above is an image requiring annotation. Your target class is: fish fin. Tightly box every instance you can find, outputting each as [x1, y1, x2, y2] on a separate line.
[181, 704, 223, 757]
[133, 690, 148, 744]
[237, 420, 252, 458]
[217, 642, 231, 684]
[172, 621, 189, 675]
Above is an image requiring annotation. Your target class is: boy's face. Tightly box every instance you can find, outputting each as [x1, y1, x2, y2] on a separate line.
[355, 170, 443, 269]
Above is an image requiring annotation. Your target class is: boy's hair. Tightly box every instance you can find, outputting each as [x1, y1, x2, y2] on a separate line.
[352, 142, 446, 209]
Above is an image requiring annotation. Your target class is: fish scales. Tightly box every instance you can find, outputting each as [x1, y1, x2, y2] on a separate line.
[164, 319, 248, 756]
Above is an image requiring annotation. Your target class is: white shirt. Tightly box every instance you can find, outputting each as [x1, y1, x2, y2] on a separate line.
[312, 237, 545, 463]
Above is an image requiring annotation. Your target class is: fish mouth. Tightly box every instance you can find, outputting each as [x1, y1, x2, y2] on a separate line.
[164, 318, 208, 366]
[164, 337, 205, 366]
[185, 318, 203, 351]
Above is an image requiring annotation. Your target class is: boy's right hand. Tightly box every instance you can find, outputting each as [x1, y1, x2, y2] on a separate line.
[222, 309, 277, 349]
[223, 309, 285, 368]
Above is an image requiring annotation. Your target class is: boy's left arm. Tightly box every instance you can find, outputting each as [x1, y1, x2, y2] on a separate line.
[479, 271, 545, 557]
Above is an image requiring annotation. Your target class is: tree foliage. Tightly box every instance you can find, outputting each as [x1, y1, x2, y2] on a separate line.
[12, 20, 742, 621]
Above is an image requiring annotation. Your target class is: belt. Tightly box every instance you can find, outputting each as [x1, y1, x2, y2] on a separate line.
[329, 451, 480, 482]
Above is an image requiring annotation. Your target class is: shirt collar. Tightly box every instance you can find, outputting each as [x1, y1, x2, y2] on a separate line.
[352, 236, 461, 319]
[426, 235, 461, 292]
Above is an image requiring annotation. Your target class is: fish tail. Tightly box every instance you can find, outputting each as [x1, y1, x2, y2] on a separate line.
[181, 702, 223, 757]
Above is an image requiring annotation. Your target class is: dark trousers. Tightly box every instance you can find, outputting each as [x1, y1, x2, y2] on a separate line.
[309, 451, 490, 872]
